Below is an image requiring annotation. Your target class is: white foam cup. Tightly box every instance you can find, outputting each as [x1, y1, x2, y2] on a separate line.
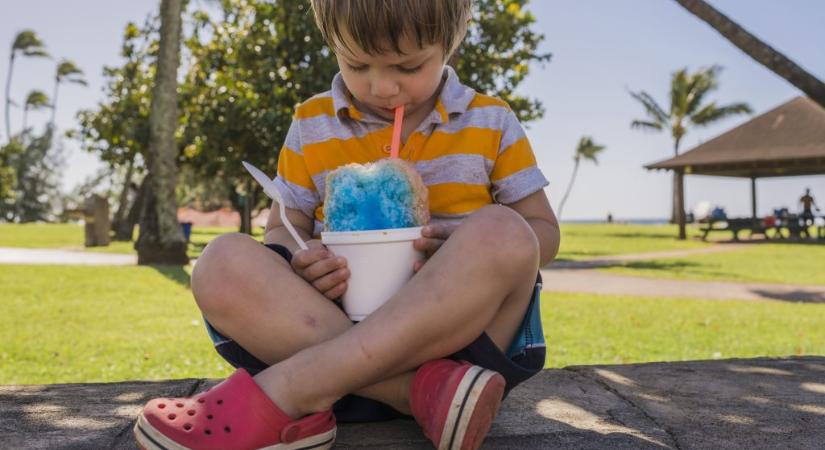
[321, 226, 424, 321]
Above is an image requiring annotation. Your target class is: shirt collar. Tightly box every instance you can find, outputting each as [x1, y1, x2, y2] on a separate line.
[331, 65, 475, 126]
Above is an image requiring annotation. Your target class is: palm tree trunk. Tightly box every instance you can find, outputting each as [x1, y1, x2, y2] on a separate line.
[5, 53, 15, 140]
[557, 159, 580, 220]
[49, 77, 59, 130]
[112, 156, 135, 241]
[674, 0, 825, 108]
[21, 108, 28, 143]
[676, 169, 686, 240]
[670, 138, 683, 223]
[135, 0, 187, 265]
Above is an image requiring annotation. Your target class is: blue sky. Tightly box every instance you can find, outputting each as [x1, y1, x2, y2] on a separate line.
[2, 0, 824, 220]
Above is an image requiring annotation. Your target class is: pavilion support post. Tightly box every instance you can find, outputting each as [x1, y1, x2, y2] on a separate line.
[750, 177, 758, 221]
[676, 169, 686, 240]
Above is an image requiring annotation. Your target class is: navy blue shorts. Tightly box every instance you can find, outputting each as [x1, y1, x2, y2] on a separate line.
[204, 243, 546, 423]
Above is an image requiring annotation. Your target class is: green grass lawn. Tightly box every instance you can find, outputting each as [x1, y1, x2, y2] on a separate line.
[0, 223, 263, 259]
[3, 264, 823, 384]
[602, 241, 825, 286]
[557, 223, 710, 261]
[544, 291, 825, 368]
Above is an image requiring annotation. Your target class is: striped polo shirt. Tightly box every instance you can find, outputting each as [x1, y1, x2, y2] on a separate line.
[273, 66, 549, 236]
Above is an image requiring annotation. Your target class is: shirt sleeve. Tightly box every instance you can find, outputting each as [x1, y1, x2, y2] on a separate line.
[489, 110, 549, 204]
[272, 118, 321, 219]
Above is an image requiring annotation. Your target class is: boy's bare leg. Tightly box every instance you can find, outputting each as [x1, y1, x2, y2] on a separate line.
[192, 233, 416, 414]
[252, 204, 540, 417]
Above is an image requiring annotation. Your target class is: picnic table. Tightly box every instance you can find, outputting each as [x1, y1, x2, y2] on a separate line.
[698, 217, 767, 241]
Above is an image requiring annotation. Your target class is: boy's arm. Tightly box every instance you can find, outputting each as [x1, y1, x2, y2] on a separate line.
[506, 190, 560, 268]
[263, 199, 316, 253]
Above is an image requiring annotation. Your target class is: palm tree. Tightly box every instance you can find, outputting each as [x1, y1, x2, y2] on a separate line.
[5, 30, 49, 141]
[49, 60, 87, 130]
[135, 0, 188, 264]
[630, 65, 752, 233]
[673, 0, 825, 108]
[21, 90, 50, 141]
[557, 136, 605, 220]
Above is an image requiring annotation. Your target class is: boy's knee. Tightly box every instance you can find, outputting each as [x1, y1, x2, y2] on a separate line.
[471, 205, 539, 267]
[191, 233, 257, 313]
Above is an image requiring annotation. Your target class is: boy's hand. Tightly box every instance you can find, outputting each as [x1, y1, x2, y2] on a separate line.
[412, 223, 458, 272]
[291, 240, 349, 300]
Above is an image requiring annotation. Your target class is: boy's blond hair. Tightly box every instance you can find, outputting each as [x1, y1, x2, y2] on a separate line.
[311, 0, 471, 57]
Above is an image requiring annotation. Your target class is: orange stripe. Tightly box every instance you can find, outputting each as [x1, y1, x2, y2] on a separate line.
[277, 146, 315, 190]
[490, 138, 537, 181]
[302, 127, 394, 176]
[416, 128, 501, 162]
[427, 183, 492, 215]
[294, 96, 336, 120]
[467, 94, 509, 110]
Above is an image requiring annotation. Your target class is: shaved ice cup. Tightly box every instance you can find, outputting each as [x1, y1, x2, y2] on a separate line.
[321, 226, 425, 321]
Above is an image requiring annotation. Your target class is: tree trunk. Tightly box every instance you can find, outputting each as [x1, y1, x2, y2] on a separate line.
[676, 170, 686, 240]
[112, 157, 136, 241]
[135, 0, 188, 265]
[669, 139, 682, 224]
[674, 0, 825, 108]
[5, 53, 15, 141]
[557, 158, 580, 220]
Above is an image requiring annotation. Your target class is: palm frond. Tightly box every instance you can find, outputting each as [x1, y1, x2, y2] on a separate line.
[691, 101, 752, 126]
[685, 65, 722, 115]
[629, 90, 668, 125]
[630, 120, 664, 133]
[575, 136, 606, 164]
[24, 90, 50, 109]
[12, 30, 49, 58]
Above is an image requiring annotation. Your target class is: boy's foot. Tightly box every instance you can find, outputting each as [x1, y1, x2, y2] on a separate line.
[409, 359, 506, 450]
[134, 368, 336, 450]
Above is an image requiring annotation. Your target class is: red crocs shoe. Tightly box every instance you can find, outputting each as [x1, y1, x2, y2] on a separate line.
[134, 369, 336, 450]
[409, 359, 505, 450]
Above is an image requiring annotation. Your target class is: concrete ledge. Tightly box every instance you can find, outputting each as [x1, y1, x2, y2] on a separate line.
[2, 357, 824, 449]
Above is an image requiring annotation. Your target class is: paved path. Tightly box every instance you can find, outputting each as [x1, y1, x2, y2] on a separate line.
[0, 247, 137, 265]
[540, 268, 825, 303]
[4, 244, 825, 303]
[2, 357, 823, 449]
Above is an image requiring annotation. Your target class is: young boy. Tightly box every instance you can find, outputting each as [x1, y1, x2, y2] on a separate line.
[134, 1, 559, 449]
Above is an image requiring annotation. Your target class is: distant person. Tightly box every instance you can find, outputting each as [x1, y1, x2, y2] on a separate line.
[799, 188, 820, 226]
[607, 212, 613, 223]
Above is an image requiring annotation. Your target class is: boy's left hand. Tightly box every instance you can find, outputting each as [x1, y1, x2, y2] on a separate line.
[412, 223, 458, 272]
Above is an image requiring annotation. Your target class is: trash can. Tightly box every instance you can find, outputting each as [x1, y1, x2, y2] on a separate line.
[180, 221, 193, 242]
[83, 194, 110, 247]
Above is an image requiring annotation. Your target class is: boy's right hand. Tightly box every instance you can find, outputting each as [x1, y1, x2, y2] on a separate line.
[291, 240, 349, 300]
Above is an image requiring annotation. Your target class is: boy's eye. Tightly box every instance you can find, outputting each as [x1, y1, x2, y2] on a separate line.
[347, 63, 368, 72]
[398, 64, 423, 74]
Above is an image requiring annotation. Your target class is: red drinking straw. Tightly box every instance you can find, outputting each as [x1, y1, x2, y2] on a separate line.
[390, 105, 405, 158]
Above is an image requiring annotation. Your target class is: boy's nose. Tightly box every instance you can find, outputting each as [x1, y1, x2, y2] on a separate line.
[370, 78, 400, 99]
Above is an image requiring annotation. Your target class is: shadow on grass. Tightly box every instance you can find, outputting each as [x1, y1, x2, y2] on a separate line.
[148, 265, 191, 290]
[749, 288, 825, 304]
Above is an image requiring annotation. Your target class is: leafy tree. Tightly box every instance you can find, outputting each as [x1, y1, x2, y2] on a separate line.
[181, 0, 339, 233]
[136, 0, 189, 264]
[630, 65, 752, 238]
[0, 128, 64, 222]
[557, 136, 605, 220]
[50, 59, 87, 129]
[453, 0, 551, 123]
[674, 0, 825, 108]
[0, 140, 22, 207]
[5, 30, 49, 141]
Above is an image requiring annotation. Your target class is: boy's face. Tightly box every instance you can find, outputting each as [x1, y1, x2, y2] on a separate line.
[335, 36, 446, 120]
